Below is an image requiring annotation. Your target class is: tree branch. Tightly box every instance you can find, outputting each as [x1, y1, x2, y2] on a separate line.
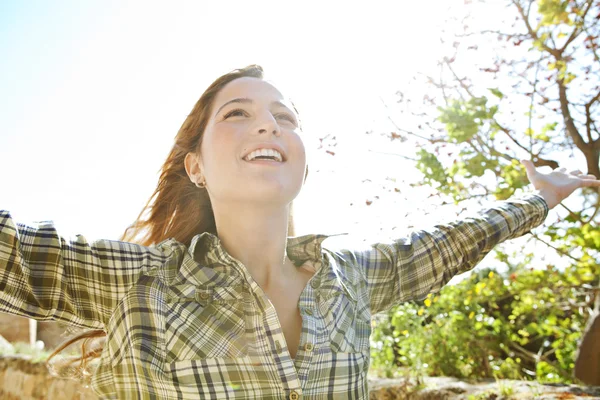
[438, 192, 492, 207]
[367, 150, 419, 162]
[531, 233, 581, 263]
[585, 90, 600, 144]
[378, 98, 447, 144]
[581, 23, 600, 64]
[557, 80, 592, 153]
[494, 122, 534, 154]
[492, 122, 560, 169]
[559, 202, 585, 223]
[444, 59, 476, 98]
[472, 135, 514, 164]
[507, 341, 572, 380]
[456, 30, 529, 39]
[584, 202, 600, 224]
[559, 0, 594, 54]
[512, 0, 560, 58]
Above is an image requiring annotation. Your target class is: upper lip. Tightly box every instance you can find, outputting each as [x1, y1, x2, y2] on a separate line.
[242, 143, 287, 161]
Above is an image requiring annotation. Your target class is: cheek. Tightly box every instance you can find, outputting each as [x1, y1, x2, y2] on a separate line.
[205, 126, 236, 148]
[201, 129, 238, 168]
[291, 135, 307, 165]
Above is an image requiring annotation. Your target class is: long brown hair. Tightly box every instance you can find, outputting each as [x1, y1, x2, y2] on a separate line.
[46, 64, 300, 381]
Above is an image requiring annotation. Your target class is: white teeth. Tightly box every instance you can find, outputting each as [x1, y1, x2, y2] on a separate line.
[244, 148, 283, 162]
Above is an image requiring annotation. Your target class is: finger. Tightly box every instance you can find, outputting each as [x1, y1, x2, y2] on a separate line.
[579, 174, 597, 179]
[581, 179, 600, 187]
[520, 159, 536, 175]
[557, 167, 567, 172]
[569, 170, 582, 175]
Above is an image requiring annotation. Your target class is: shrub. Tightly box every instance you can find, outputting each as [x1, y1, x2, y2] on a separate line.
[370, 261, 597, 383]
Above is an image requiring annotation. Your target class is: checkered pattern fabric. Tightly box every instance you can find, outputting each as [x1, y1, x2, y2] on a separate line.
[0, 193, 548, 399]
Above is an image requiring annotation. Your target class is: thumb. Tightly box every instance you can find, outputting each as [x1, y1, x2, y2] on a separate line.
[520, 159, 536, 176]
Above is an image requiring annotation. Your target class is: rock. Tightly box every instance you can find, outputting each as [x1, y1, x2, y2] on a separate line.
[368, 376, 600, 399]
[0, 334, 13, 353]
[0, 355, 98, 400]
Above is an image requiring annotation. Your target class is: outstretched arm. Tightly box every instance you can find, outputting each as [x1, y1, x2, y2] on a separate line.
[334, 161, 599, 314]
[335, 193, 548, 314]
[0, 211, 168, 329]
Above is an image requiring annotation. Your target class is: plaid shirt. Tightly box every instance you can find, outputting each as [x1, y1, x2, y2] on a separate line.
[0, 193, 548, 399]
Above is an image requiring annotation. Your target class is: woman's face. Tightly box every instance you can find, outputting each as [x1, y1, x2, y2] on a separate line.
[194, 77, 306, 208]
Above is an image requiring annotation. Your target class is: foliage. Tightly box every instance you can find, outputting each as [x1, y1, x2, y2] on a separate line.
[385, 0, 600, 204]
[366, 0, 599, 384]
[370, 262, 597, 383]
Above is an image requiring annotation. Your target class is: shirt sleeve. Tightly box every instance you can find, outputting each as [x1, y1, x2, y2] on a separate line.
[338, 193, 549, 314]
[0, 210, 168, 329]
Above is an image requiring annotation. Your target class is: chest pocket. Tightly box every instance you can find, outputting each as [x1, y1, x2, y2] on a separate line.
[318, 282, 371, 353]
[164, 285, 247, 362]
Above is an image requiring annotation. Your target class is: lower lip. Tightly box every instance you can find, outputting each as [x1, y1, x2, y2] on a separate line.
[243, 159, 284, 166]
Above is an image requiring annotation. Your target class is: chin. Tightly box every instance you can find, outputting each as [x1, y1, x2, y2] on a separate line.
[244, 184, 301, 204]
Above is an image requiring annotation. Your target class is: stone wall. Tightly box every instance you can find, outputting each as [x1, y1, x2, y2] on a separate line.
[0, 356, 98, 400]
[0, 355, 597, 399]
[367, 377, 600, 399]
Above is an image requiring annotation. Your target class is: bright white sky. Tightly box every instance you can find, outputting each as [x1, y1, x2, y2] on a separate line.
[0, 1, 448, 234]
[0, 1, 565, 271]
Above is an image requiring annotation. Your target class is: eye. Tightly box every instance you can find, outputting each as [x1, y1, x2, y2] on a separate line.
[223, 109, 248, 119]
[275, 113, 297, 125]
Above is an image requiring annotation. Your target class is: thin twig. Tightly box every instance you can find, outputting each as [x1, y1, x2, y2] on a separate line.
[531, 233, 581, 263]
[367, 150, 419, 162]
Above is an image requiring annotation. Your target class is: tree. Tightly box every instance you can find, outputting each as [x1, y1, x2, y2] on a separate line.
[368, 0, 600, 383]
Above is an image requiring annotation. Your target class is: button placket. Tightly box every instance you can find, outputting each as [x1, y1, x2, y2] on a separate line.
[194, 288, 212, 304]
[293, 302, 317, 388]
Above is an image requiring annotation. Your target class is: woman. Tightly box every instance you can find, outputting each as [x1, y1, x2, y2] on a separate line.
[0, 65, 598, 399]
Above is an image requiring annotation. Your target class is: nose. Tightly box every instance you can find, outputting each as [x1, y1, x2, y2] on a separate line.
[258, 127, 279, 135]
[255, 113, 281, 137]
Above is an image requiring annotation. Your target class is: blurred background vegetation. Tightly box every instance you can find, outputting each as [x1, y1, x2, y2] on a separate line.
[366, 0, 599, 384]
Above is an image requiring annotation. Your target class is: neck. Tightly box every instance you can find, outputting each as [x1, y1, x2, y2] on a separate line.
[211, 201, 293, 291]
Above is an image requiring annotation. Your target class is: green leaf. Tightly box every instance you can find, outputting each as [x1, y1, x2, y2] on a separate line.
[489, 88, 504, 99]
[525, 128, 534, 137]
[563, 72, 576, 85]
[541, 122, 558, 133]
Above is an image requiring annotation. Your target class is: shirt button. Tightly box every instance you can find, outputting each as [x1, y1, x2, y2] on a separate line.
[199, 292, 210, 300]
[305, 308, 313, 315]
[275, 340, 282, 352]
[289, 390, 300, 400]
[304, 342, 313, 352]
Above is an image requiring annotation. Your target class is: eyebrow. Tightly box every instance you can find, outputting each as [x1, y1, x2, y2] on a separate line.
[214, 98, 292, 117]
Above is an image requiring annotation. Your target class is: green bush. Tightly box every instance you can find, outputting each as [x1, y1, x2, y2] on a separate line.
[370, 260, 597, 383]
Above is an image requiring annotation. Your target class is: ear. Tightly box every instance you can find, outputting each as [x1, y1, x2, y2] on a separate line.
[184, 152, 203, 184]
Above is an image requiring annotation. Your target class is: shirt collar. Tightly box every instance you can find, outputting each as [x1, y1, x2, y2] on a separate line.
[188, 231, 345, 269]
[158, 231, 349, 300]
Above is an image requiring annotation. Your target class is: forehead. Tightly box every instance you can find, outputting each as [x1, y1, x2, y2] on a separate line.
[214, 77, 290, 108]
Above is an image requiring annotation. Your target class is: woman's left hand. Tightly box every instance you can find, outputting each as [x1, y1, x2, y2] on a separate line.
[520, 159, 600, 209]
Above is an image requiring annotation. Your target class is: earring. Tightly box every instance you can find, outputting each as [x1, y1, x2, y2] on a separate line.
[195, 179, 206, 189]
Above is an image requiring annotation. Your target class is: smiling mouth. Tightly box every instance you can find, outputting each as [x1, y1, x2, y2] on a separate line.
[243, 148, 284, 162]
[243, 158, 284, 165]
